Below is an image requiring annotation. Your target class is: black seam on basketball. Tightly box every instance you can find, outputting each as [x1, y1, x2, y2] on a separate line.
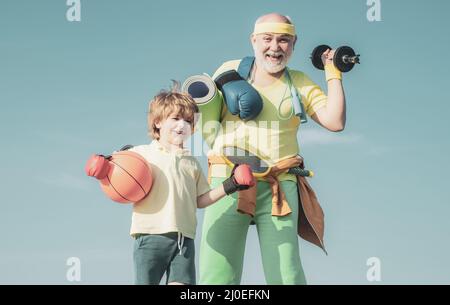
[110, 158, 147, 195]
[106, 174, 131, 202]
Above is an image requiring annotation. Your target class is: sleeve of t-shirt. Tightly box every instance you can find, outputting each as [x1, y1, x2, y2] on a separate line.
[126, 145, 146, 158]
[211, 60, 241, 79]
[294, 71, 328, 117]
[127, 146, 137, 153]
[196, 164, 211, 197]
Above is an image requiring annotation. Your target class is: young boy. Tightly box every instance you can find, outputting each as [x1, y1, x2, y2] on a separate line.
[128, 86, 254, 285]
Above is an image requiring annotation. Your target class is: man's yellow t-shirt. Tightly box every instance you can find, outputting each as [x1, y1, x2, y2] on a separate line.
[209, 60, 328, 183]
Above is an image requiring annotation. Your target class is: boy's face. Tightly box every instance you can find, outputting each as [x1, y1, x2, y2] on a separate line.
[155, 112, 193, 146]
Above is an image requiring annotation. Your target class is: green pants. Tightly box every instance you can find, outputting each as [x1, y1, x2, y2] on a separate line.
[199, 177, 307, 285]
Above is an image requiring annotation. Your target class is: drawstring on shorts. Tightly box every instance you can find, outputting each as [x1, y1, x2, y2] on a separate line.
[177, 232, 184, 255]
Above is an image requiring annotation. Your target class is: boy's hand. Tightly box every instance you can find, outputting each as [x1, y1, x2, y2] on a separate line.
[222, 164, 256, 195]
[321, 48, 335, 67]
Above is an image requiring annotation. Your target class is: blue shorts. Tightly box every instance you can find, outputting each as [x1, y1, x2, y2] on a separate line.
[133, 232, 196, 285]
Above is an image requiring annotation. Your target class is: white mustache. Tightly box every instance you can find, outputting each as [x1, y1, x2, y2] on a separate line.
[265, 51, 285, 57]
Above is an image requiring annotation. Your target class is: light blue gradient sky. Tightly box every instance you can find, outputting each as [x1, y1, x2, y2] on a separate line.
[1, 0, 450, 284]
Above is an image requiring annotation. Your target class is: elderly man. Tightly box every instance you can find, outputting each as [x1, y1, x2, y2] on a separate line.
[199, 13, 346, 284]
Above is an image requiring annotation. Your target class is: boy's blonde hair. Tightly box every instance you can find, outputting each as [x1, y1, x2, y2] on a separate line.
[148, 81, 199, 140]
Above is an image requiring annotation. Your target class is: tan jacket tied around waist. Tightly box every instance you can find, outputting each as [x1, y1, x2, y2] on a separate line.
[207, 155, 327, 254]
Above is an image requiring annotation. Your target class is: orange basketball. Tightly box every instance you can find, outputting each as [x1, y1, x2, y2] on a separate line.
[98, 151, 153, 204]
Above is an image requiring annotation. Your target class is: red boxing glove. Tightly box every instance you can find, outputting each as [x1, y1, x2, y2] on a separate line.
[233, 164, 256, 187]
[85, 154, 111, 180]
[222, 164, 256, 195]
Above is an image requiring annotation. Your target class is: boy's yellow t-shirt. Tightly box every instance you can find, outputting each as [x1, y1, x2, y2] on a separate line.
[209, 60, 328, 183]
[129, 140, 210, 239]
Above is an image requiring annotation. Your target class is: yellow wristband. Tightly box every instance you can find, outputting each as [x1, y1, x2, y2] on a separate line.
[325, 63, 342, 81]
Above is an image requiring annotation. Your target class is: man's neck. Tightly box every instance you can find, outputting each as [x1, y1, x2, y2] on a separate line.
[251, 63, 285, 87]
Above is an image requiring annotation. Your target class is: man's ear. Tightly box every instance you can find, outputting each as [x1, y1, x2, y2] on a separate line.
[293, 35, 298, 50]
[155, 120, 161, 129]
[250, 33, 256, 46]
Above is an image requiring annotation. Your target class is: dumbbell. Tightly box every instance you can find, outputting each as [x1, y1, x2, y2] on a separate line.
[310, 45, 360, 72]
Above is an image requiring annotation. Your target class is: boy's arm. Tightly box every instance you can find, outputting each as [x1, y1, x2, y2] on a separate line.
[197, 164, 255, 209]
[197, 185, 227, 209]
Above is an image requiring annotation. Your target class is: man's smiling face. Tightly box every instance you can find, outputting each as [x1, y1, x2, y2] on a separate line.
[252, 32, 296, 74]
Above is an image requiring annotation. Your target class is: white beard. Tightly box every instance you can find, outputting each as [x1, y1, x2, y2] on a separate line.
[253, 45, 290, 74]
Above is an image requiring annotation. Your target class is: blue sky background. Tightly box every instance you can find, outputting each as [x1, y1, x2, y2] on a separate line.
[1, 0, 449, 284]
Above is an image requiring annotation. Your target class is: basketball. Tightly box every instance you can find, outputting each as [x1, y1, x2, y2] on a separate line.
[86, 151, 153, 204]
